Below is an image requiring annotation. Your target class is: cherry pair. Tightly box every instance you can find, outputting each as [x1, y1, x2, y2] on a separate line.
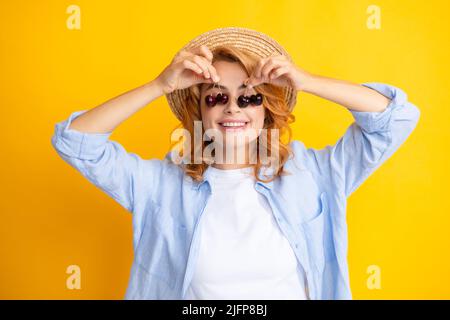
[204, 81, 264, 108]
[205, 93, 263, 108]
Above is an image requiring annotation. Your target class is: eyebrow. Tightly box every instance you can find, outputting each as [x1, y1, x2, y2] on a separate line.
[203, 83, 248, 91]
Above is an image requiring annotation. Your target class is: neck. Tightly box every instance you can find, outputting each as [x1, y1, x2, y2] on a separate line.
[211, 163, 253, 170]
[211, 143, 257, 170]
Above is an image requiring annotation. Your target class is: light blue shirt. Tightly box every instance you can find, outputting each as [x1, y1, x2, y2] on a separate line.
[51, 82, 420, 299]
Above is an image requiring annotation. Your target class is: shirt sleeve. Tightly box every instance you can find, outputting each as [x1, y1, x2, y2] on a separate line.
[51, 110, 161, 213]
[299, 82, 421, 198]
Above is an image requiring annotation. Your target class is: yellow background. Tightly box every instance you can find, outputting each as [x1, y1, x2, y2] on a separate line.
[1, 0, 448, 299]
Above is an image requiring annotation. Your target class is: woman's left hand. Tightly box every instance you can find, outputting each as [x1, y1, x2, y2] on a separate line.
[247, 55, 313, 92]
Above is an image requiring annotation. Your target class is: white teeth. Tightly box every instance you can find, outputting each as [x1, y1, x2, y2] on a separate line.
[221, 122, 247, 127]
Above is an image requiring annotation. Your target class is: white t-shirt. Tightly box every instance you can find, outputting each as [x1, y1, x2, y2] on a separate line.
[184, 165, 309, 300]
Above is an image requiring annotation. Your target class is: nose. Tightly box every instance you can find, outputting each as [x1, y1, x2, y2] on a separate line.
[223, 95, 242, 115]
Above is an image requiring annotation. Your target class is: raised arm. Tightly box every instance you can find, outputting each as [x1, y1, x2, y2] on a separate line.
[51, 79, 165, 213]
[247, 57, 420, 198]
[293, 75, 421, 198]
[300, 74, 392, 113]
[68, 80, 164, 134]
[51, 45, 222, 213]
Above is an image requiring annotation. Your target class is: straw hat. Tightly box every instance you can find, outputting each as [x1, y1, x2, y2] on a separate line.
[165, 26, 298, 122]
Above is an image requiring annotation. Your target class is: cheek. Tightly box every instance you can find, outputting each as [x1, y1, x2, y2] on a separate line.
[249, 108, 266, 128]
[200, 106, 218, 129]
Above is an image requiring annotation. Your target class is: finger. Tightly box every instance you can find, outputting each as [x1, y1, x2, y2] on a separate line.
[254, 57, 268, 79]
[190, 45, 216, 80]
[269, 66, 290, 80]
[208, 64, 220, 82]
[255, 56, 276, 76]
[192, 55, 220, 82]
[198, 45, 214, 62]
[263, 59, 290, 81]
[190, 45, 213, 61]
[172, 49, 190, 63]
[189, 55, 212, 79]
[181, 59, 203, 75]
[191, 72, 216, 87]
[197, 52, 220, 82]
[179, 45, 210, 77]
[261, 59, 279, 81]
[196, 77, 215, 85]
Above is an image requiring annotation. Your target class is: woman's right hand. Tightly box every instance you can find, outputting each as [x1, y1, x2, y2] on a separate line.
[154, 45, 221, 95]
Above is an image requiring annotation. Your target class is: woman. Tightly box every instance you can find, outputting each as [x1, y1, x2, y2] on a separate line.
[51, 27, 420, 300]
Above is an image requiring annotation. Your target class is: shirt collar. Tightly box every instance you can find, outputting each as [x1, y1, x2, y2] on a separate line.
[194, 164, 275, 191]
[164, 150, 275, 191]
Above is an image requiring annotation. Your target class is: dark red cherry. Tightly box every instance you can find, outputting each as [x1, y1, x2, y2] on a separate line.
[205, 95, 216, 107]
[219, 93, 229, 104]
[252, 93, 263, 105]
[238, 95, 250, 108]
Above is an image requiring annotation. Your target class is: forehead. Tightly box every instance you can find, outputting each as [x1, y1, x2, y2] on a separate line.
[213, 60, 247, 76]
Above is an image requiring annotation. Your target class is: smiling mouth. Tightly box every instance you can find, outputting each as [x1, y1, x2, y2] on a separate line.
[218, 122, 249, 131]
